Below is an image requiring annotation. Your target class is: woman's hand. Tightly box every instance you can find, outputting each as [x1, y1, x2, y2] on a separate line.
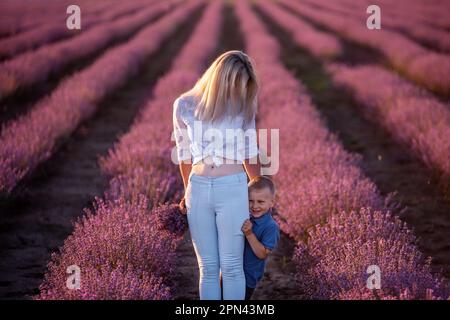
[179, 196, 187, 215]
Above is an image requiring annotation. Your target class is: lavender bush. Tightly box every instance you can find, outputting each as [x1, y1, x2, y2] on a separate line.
[0, 0, 104, 37]
[36, 196, 176, 300]
[0, 0, 153, 60]
[235, 0, 448, 300]
[328, 63, 450, 195]
[293, 207, 447, 299]
[153, 203, 188, 238]
[262, 0, 450, 193]
[281, 0, 450, 96]
[0, 0, 175, 99]
[0, 0, 200, 196]
[256, 0, 342, 59]
[374, 0, 450, 30]
[36, 0, 222, 300]
[236, 0, 386, 240]
[304, 0, 450, 53]
[99, 0, 222, 183]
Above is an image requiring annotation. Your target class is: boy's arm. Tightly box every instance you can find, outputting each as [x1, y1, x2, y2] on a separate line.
[242, 219, 270, 259]
[245, 233, 271, 260]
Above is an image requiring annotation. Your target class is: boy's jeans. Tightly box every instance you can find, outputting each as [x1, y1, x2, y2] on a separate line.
[185, 171, 249, 300]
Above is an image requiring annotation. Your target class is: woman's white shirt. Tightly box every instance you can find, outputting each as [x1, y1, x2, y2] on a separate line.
[172, 95, 259, 166]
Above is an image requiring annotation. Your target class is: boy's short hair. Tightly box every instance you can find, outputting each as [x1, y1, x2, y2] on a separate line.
[248, 175, 276, 198]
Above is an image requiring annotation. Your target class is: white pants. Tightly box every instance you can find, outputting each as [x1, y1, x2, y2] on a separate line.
[185, 171, 249, 300]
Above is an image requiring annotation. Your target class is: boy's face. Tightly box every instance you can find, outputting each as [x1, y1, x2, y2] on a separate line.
[249, 187, 275, 218]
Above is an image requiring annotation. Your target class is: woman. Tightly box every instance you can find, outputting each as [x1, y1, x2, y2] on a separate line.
[172, 50, 261, 300]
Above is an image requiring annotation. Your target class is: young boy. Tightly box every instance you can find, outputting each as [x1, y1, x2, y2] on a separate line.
[219, 176, 280, 300]
[241, 175, 280, 300]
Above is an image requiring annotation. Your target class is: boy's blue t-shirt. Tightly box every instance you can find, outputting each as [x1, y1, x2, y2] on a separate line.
[243, 208, 280, 288]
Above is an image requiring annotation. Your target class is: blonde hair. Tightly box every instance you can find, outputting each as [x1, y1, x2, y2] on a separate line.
[180, 50, 259, 127]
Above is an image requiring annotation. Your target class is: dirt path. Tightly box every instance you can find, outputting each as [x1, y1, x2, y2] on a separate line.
[0, 6, 205, 299]
[174, 231, 304, 300]
[256, 5, 450, 279]
[251, 233, 305, 300]
[172, 1, 304, 300]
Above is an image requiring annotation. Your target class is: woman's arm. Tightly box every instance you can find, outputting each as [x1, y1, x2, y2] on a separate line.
[178, 161, 192, 214]
[179, 161, 192, 191]
[173, 97, 193, 191]
[173, 97, 193, 212]
[243, 156, 261, 181]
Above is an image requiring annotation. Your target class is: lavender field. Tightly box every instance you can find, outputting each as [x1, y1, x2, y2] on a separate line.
[0, 0, 449, 300]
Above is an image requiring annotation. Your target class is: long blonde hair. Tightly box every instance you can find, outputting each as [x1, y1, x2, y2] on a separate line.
[180, 50, 259, 127]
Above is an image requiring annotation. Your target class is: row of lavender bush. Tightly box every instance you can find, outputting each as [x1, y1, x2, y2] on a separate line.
[0, 0, 198, 196]
[303, 0, 450, 53]
[258, 0, 450, 201]
[37, 0, 222, 300]
[328, 64, 450, 195]
[280, 0, 450, 97]
[99, 0, 221, 208]
[0, 0, 175, 100]
[236, 0, 447, 299]
[0, 0, 108, 37]
[256, 0, 342, 59]
[37, 196, 181, 300]
[252, 0, 382, 235]
[375, 0, 450, 30]
[0, 0, 154, 61]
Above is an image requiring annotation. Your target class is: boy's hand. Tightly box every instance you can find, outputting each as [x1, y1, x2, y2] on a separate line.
[241, 219, 253, 236]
